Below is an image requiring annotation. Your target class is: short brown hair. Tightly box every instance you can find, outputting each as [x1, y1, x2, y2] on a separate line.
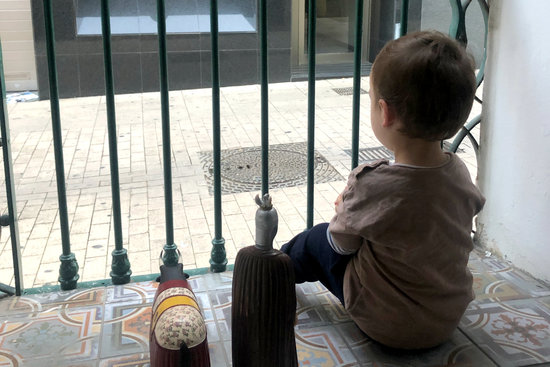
[371, 30, 476, 141]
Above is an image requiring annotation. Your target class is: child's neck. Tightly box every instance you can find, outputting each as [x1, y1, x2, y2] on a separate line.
[392, 140, 449, 168]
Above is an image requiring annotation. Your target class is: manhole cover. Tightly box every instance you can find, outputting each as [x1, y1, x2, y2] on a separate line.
[333, 87, 367, 96]
[200, 142, 343, 195]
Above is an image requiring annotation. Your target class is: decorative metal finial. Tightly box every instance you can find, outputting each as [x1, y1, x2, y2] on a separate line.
[254, 193, 278, 251]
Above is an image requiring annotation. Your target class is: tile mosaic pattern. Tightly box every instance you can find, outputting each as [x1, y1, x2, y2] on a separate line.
[0, 305, 102, 366]
[1, 251, 549, 366]
[462, 251, 550, 367]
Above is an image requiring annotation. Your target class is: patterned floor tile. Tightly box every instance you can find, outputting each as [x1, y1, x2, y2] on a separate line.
[0, 288, 105, 317]
[101, 303, 151, 359]
[43, 359, 98, 367]
[296, 324, 359, 366]
[0, 349, 23, 367]
[3, 357, 100, 367]
[204, 319, 221, 345]
[296, 282, 351, 329]
[3, 269, 550, 366]
[208, 341, 231, 367]
[105, 281, 158, 306]
[195, 290, 214, 321]
[349, 327, 497, 366]
[0, 296, 44, 320]
[0, 305, 102, 366]
[460, 297, 550, 366]
[188, 272, 233, 293]
[209, 288, 232, 342]
[297, 282, 343, 307]
[469, 254, 550, 301]
[471, 270, 544, 305]
[192, 289, 223, 350]
[98, 352, 149, 367]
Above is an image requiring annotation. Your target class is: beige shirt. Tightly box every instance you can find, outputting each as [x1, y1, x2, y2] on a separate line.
[329, 153, 485, 349]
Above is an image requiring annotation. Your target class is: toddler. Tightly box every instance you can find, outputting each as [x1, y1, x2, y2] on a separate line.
[281, 30, 485, 349]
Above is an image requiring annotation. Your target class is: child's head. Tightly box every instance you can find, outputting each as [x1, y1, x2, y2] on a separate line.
[370, 30, 476, 141]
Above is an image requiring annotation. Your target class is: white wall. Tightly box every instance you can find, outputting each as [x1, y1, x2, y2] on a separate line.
[0, 0, 37, 91]
[477, 0, 550, 283]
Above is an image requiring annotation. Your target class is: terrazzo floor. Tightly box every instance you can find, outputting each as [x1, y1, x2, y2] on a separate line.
[1, 248, 549, 367]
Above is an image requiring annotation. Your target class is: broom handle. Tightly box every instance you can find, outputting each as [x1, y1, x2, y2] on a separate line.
[260, 0, 269, 195]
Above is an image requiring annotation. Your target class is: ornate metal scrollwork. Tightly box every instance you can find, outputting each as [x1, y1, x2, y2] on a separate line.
[447, 0, 489, 160]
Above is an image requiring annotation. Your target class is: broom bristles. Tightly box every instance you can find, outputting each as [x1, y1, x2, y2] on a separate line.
[232, 245, 298, 367]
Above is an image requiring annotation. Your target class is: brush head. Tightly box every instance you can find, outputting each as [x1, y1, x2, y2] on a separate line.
[254, 193, 278, 251]
[231, 245, 298, 367]
[231, 194, 298, 366]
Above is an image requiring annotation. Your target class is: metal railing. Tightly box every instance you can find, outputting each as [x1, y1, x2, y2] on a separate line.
[447, 0, 489, 161]
[0, 0, 487, 295]
[0, 42, 23, 296]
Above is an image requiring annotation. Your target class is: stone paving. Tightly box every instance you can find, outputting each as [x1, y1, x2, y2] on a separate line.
[0, 77, 481, 289]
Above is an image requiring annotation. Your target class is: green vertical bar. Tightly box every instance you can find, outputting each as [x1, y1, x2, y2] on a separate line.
[351, 0, 364, 170]
[400, 0, 409, 36]
[43, 0, 79, 291]
[101, 0, 131, 284]
[259, 0, 269, 196]
[0, 41, 23, 295]
[156, 0, 178, 266]
[306, 0, 316, 229]
[209, 0, 227, 272]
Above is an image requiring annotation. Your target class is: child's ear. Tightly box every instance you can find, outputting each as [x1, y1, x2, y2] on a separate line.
[378, 99, 394, 127]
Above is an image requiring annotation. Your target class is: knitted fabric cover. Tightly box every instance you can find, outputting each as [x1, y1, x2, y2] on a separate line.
[150, 279, 211, 367]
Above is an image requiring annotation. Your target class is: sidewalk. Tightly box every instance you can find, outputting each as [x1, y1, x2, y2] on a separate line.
[0, 77, 480, 288]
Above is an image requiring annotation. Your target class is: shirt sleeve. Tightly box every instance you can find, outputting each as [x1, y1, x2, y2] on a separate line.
[327, 226, 362, 255]
[328, 169, 364, 254]
[328, 160, 390, 254]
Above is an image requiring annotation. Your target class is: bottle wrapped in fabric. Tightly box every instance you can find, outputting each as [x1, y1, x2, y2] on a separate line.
[149, 263, 211, 367]
[231, 194, 298, 367]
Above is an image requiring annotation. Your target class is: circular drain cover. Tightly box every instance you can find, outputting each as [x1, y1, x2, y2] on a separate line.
[200, 142, 343, 194]
[221, 148, 307, 186]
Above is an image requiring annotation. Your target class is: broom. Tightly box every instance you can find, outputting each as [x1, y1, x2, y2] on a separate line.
[231, 193, 298, 367]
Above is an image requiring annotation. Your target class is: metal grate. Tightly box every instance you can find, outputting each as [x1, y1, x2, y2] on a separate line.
[346, 142, 463, 165]
[200, 142, 344, 195]
[345, 146, 393, 164]
[332, 87, 368, 96]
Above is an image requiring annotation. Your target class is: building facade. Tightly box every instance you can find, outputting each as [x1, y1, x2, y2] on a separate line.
[28, 0, 421, 99]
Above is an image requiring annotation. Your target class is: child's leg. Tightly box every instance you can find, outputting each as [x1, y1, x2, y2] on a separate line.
[280, 223, 352, 305]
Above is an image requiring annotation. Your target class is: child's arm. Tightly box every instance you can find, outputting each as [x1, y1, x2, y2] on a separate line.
[328, 185, 363, 255]
[327, 230, 362, 255]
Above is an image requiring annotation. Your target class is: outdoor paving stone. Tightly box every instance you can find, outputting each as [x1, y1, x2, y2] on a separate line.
[1, 79, 483, 289]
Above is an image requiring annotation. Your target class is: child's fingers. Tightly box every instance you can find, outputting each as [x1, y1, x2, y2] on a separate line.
[334, 193, 343, 211]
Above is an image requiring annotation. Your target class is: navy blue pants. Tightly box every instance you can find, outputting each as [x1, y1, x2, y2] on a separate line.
[280, 223, 353, 305]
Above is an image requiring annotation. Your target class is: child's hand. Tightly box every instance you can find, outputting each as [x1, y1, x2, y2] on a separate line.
[334, 193, 343, 211]
[334, 186, 348, 212]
